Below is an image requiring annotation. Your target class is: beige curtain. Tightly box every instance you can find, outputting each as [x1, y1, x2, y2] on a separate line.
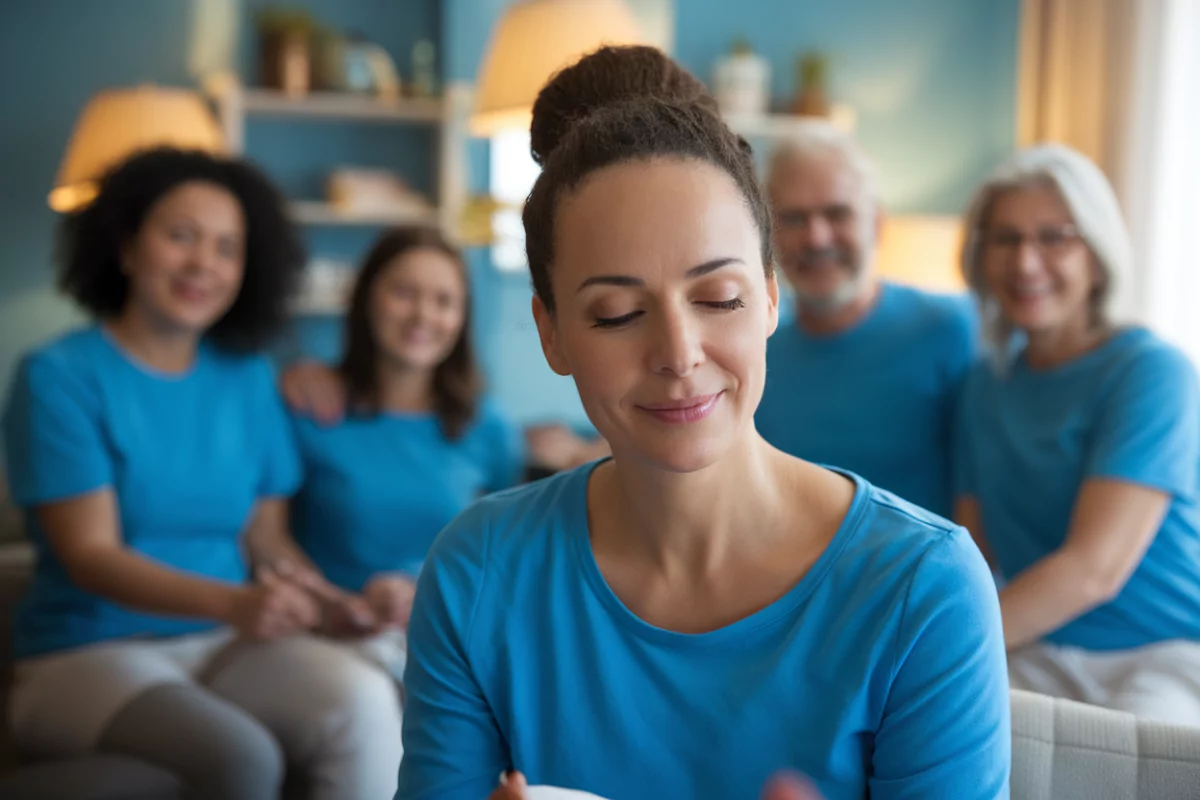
[1018, 0, 1200, 360]
[1016, 0, 1137, 185]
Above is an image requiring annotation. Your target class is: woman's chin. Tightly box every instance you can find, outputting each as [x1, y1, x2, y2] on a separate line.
[618, 435, 731, 475]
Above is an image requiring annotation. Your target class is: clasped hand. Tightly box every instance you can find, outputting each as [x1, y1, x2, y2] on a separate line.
[228, 561, 415, 641]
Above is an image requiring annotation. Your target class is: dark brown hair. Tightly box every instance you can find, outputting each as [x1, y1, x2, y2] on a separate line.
[338, 226, 482, 439]
[523, 45, 774, 312]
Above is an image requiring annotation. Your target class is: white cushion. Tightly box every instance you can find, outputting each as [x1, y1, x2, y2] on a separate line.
[1011, 688, 1200, 799]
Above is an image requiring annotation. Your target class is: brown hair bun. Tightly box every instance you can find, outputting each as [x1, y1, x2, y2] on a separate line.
[529, 45, 718, 165]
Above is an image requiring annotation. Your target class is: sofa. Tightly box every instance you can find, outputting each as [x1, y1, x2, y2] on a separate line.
[1010, 688, 1200, 799]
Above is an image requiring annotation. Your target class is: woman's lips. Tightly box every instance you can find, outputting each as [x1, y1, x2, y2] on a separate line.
[638, 393, 723, 424]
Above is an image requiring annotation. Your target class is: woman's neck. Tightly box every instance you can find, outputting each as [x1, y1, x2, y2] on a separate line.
[591, 434, 796, 576]
[1024, 318, 1112, 370]
[375, 359, 435, 413]
[105, 308, 199, 374]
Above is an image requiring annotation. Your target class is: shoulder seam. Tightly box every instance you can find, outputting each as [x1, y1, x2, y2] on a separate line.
[870, 492, 959, 536]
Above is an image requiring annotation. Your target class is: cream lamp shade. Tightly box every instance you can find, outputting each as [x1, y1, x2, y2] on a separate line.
[875, 215, 966, 292]
[471, 0, 647, 136]
[49, 85, 225, 212]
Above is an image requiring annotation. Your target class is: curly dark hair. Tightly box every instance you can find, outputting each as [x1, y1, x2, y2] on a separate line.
[523, 45, 774, 313]
[338, 225, 483, 440]
[57, 146, 305, 352]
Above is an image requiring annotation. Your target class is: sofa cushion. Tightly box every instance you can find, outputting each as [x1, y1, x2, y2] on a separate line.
[0, 754, 183, 800]
[1011, 688, 1200, 799]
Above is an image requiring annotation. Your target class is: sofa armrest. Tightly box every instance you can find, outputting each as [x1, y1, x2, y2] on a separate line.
[1011, 688, 1200, 800]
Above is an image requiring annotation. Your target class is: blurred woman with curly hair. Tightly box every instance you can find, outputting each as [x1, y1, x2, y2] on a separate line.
[2, 147, 401, 800]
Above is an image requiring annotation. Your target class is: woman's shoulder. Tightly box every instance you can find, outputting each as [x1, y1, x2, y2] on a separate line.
[426, 464, 590, 569]
[11, 327, 112, 407]
[1107, 327, 1193, 378]
[846, 479, 991, 595]
[1089, 328, 1199, 417]
[20, 326, 106, 374]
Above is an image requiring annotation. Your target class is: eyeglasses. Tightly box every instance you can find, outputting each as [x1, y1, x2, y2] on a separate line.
[979, 224, 1084, 258]
[775, 204, 857, 231]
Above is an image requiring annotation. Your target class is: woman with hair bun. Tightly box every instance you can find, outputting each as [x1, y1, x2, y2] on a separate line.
[397, 47, 1010, 800]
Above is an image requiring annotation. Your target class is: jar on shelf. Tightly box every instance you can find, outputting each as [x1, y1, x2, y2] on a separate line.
[713, 38, 770, 117]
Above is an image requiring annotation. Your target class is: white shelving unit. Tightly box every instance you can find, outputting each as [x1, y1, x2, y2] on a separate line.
[205, 77, 472, 314]
[289, 200, 439, 227]
[206, 77, 470, 238]
[238, 89, 445, 123]
[724, 104, 857, 139]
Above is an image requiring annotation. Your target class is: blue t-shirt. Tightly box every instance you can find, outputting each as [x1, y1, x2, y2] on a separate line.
[397, 465, 1010, 800]
[290, 398, 524, 592]
[955, 327, 1200, 651]
[756, 283, 977, 517]
[2, 326, 301, 659]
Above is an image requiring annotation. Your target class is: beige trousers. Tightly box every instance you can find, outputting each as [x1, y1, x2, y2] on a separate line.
[9, 629, 405, 800]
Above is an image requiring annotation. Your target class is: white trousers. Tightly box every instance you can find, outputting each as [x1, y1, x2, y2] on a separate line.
[1008, 639, 1200, 727]
[9, 629, 406, 799]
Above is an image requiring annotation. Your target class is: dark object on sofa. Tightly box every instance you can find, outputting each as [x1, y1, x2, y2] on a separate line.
[0, 543, 186, 799]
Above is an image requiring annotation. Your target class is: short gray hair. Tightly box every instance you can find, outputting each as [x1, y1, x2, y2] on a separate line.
[766, 120, 879, 219]
[960, 143, 1132, 361]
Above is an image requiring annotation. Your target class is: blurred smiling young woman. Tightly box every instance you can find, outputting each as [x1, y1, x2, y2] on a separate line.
[396, 47, 1010, 800]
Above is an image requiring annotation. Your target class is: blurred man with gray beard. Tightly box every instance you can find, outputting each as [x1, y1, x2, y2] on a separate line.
[755, 122, 976, 518]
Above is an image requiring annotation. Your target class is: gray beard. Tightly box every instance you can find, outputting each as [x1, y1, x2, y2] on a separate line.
[793, 268, 869, 315]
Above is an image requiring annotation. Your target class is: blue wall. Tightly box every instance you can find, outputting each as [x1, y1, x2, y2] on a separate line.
[0, 0, 1020, 438]
[0, 1, 195, 427]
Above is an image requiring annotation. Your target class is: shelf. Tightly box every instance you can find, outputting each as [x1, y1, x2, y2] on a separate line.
[724, 105, 857, 138]
[290, 201, 439, 227]
[241, 89, 445, 124]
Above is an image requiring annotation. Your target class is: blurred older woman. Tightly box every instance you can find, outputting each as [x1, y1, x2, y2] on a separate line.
[954, 143, 1200, 725]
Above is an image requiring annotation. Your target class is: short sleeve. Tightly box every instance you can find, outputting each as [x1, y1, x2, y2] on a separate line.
[251, 359, 302, 498]
[1085, 344, 1199, 498]
[2, 354, 113, 506]
[480, 399, 525, 492]
[871, 530, 1011, 799]
[397, 504, 509, 799]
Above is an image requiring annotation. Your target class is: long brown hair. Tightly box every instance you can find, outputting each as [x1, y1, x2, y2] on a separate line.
[338, 225, 482, 439]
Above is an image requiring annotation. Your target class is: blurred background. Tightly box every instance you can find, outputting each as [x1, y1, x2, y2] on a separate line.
[0, 0, 1196, 436]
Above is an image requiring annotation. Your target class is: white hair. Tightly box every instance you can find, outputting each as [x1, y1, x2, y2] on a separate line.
[766, 120, 879, 219]
[960, 143, 1132, 365]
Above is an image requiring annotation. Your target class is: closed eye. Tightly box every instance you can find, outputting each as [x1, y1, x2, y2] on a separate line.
[592, 310, 643, 329]
[702, 298, 745, 311]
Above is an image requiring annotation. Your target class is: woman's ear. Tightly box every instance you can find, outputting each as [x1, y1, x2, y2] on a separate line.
[766, 271, 780, 338]
[532, 294, 571, 376]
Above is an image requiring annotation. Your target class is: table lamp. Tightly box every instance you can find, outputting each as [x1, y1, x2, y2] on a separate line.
[49, 85, 225, 213]
[471, 0, 647, 136]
